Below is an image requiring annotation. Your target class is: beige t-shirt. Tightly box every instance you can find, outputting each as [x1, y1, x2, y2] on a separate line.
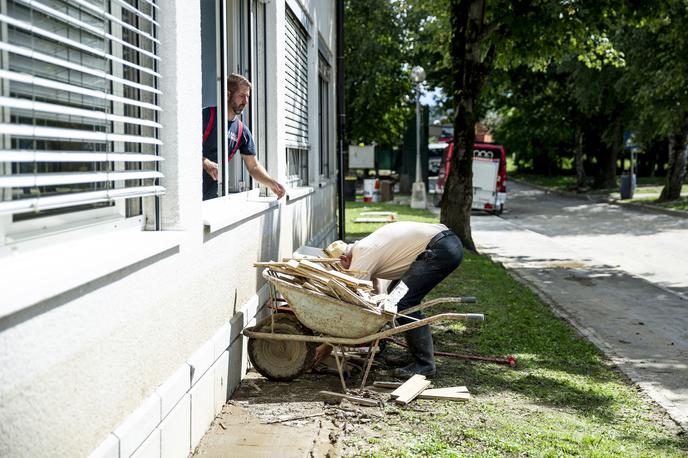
[349, 221, 448, 281]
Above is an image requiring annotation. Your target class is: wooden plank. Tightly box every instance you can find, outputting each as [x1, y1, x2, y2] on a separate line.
[359, 211, 398, 217]
[373, 381, 403, 389]
[299, 259, 373, 289]
[354, 217, 394, 223]
[319, 390, 380, 407]
[282, 257, 341, 264]
[253, 261, 290, 268]
[418, 387, 471, 401]
[390, 374, 431, 405]
[283, 260, 333, 284]
[328, 279, 378, 311]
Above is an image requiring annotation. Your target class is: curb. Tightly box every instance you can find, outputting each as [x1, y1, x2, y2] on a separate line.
[484, 255, 688, 433]
[609, 199, 688, 219]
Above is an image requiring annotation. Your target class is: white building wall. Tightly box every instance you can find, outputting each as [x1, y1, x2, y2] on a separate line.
[0, 1, 338, 457]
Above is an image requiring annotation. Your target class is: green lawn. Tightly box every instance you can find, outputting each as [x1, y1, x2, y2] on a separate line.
[343, 203, 688, 457]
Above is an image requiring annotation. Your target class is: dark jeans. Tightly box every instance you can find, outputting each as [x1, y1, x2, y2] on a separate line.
[396, 230, 464, 324]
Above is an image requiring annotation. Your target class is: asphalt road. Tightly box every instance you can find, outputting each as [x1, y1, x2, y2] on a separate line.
[466, 181, 688, 431]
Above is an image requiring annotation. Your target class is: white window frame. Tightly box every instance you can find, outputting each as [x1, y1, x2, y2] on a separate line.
[284, 1, 312, 190]
[0, 0, 163, 248]
[318, 45, 332, 181]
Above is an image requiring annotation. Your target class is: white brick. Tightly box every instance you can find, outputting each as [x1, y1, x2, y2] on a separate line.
[87, 433, 119, 458]
[211, 322, 231, 360]
[189, 368, 214, 450]
[227, 312, 245, 352]
[213, 351, 230, 414]
[131, 429, 160, 458]
[227, 337, 243, 397]
[159, 394, 190, 458]
[113, 393, 161, 458]
[188, 340, 214, 387]
[156, 363, 191, 419]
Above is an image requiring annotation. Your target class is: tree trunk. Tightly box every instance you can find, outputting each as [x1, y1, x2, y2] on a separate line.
[595, 115, 621, 189]
[440, 0, 489, 252]
[575, 127, 586, 191]
[659, 125, 688, 202]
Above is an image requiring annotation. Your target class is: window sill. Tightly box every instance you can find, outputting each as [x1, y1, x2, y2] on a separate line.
[203, 191, 280, 233]
[286, 186, 315, 203]
[0, 229, 182, 320]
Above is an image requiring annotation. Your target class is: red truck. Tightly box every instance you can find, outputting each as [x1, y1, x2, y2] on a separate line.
[430, 142, 508, 214]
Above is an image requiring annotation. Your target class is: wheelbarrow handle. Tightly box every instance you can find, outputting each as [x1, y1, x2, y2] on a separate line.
[244, 312, 484, 346]
[402, 296, 477, 316]
[464, 313, 485, 321]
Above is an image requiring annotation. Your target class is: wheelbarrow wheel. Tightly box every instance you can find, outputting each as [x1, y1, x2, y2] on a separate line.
[248, 313, 316, 382]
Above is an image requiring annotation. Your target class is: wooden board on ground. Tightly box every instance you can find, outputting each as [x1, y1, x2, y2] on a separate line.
[319, 390, 379, 407]
[354, 212, 398, 223]
[373, 381, 403, 389]
[418, 386, 471, 401]
[359, 211, 397, 220]
[390, 374, 431, 405]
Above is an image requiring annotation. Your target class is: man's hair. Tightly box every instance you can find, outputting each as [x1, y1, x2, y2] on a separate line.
[227, 73, 251, 94]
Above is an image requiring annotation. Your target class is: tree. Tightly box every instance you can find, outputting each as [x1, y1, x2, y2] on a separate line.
[344, 0, 413, 147]
[437, 0, 606, 249]
[620, 1, 688, 201]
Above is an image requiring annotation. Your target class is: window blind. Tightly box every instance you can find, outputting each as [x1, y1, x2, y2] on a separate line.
[284, 6, 308, 147]
[0, 0, 163, 218]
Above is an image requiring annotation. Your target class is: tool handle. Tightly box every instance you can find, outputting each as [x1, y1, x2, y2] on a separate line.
[403, 296, 478, 315]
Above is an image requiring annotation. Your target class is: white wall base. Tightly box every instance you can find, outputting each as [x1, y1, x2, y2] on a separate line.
[88, 286, 267, 458]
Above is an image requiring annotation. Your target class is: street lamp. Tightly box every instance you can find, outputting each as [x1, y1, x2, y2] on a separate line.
[410, 66, 427, 209]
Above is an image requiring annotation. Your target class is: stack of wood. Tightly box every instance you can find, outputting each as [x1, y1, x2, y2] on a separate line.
[376, 376, 471, 404]
[254, 257, 387, 312]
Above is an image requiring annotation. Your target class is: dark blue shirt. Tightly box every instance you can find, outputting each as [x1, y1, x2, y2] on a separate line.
[202, 107, 256, 197]
[202, 106, 256, 165]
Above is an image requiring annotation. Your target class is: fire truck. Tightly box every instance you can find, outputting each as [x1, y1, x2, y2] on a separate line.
[430, 142, 508, 214]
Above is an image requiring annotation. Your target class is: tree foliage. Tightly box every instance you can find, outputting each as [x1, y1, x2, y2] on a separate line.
[344, 0, 413, 146]
[491, 1, 687, 198]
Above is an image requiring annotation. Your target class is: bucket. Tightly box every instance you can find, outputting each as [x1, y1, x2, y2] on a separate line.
[363, 179, 381, 202]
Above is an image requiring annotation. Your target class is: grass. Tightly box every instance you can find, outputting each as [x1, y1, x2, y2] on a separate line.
[342, 203, 688, 457]
[343, 200, 438, 241]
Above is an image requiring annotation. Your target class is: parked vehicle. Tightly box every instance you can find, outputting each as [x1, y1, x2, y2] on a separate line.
[431, 142, 508, 214]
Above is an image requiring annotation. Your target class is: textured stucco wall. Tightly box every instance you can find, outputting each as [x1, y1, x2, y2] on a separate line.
[0, 1, 338, 456]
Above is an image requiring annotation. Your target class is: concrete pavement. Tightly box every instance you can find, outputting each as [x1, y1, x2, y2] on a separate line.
[459, 182, 688, 430]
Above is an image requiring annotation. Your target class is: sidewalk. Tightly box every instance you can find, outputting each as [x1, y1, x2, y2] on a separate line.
[511, 177, 688, 219]
[471, 215, 688, 431]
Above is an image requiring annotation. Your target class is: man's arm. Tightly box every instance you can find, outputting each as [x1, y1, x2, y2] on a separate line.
[241, 154, 286, 199]
[202, 157, 218, 180]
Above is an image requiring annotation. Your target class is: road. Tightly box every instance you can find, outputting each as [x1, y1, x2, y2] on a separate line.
[466, 181, 688, 431]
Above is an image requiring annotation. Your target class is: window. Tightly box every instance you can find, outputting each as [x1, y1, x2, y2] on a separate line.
[0, 0, 163, 242]
[201, 0, 266, 198]
[286, 146, 307, 187]
[318, 52, 330, 179]
[284, 4, 309, 187]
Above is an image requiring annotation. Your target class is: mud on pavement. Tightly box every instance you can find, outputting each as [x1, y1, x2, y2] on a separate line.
[191, 368, 399, 457]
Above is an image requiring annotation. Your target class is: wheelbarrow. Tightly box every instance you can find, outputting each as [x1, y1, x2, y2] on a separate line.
[243, 269, 484, 391]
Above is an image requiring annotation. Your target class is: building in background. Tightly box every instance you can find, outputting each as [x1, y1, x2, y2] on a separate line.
[0, 1, 337, 456]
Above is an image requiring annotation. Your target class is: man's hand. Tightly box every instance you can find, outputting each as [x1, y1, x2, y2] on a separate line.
[314, 343, 332, 365]
[340, 253, 352, 270]
[202, 158, 218, 181]
[269, 180, 287, 199]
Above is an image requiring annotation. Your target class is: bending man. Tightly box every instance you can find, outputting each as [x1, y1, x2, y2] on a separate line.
[326, 221, 464, 378]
